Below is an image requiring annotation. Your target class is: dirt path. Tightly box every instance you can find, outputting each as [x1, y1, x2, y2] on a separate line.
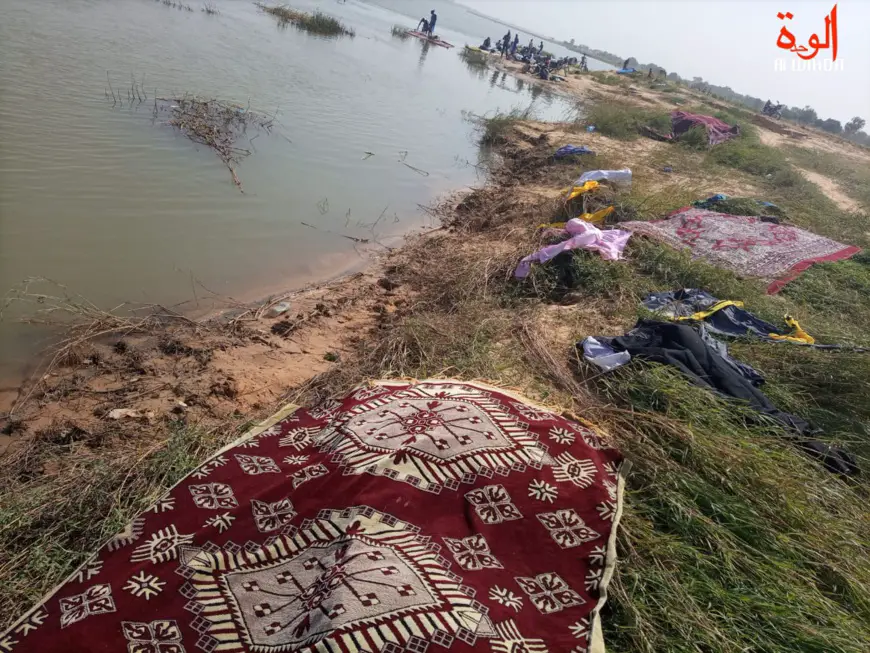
[798, 168, 864, 212]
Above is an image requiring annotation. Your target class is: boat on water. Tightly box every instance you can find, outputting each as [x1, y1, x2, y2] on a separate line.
[406, 30, 454, 48]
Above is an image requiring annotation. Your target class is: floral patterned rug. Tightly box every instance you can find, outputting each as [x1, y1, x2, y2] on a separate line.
[623, 208, 860, 293]
[1, 380, 625, 653]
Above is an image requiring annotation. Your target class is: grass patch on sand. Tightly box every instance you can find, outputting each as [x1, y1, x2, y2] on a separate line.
[674, 123, 708, 149]
[256, 3, 354, 36]
[584, 104, 670, 140]
[478, 106, 535, 146]
[458, 46, 490, 69]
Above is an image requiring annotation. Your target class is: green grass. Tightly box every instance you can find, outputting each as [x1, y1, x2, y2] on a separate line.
[479, 106, 535, 146]
[584, 104, 670, 140]
[709, 138, 792, 179]
[675, 123, 707, 149]
[600, 367, 870, 653]
[256, 3, 354, 36]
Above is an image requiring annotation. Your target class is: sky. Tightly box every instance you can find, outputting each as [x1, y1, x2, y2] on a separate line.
[456, 0, 870, 125]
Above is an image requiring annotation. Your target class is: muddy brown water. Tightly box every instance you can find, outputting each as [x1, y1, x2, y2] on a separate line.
[0, 0, 610, 382]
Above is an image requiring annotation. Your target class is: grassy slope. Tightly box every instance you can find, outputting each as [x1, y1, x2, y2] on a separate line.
[2, 81, 870, 653]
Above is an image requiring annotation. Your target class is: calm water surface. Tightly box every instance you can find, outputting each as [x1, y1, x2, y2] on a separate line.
[0, 0, 608, 376]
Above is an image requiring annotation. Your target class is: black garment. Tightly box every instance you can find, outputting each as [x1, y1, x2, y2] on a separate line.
[602, 320, 858, 476]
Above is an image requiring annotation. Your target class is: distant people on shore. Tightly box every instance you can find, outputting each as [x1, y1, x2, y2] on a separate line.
[500, 31, 511, 58]
[538, 40, 544, 54]
[427, 9, 437, 36]
[481, 36, 491, 50]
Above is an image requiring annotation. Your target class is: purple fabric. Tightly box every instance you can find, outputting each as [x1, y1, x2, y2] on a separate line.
[554, 145, 595, 158]
[671, 111, 740, 146]
[515, 219, 632, 278]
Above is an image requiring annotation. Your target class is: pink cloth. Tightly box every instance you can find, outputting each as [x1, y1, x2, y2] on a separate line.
[514, 219, 632, 278]
[671, 111, 740, 146]
[622, 207, 860, 293]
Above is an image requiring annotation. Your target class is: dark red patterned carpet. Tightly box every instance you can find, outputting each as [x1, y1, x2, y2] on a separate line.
[1, 380, 625, 653]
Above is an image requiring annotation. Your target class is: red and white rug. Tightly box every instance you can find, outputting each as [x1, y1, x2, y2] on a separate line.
[1, 380, 626, 653]
[623, 208, 860, 293]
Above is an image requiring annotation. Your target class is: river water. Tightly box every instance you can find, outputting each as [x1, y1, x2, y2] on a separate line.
[0, 0, 608, 378]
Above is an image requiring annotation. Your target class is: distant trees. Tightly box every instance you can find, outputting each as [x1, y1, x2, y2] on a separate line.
[845, 117, 866, 134]
[816, 118, 843, 134]
[799, 106, 818, 124]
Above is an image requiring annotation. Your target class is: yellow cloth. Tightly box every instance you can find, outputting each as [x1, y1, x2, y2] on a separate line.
[769, 315, 815, 344]
[563, 180, 600, 201]
[585, 205, 615, 224]
[538, 206, 614, 230]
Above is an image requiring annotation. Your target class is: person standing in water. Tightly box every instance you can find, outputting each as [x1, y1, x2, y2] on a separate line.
[427, 9, 437, 36]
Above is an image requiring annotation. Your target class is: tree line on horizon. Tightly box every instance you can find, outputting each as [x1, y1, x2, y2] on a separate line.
[563, 39, 868, 146]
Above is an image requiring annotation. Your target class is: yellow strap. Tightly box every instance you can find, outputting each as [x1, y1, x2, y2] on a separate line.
[769, 315, 815, 344]
[585, 205, 614, 224]
[674, 300, 744, 322]
[672, 302, 816, 345]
